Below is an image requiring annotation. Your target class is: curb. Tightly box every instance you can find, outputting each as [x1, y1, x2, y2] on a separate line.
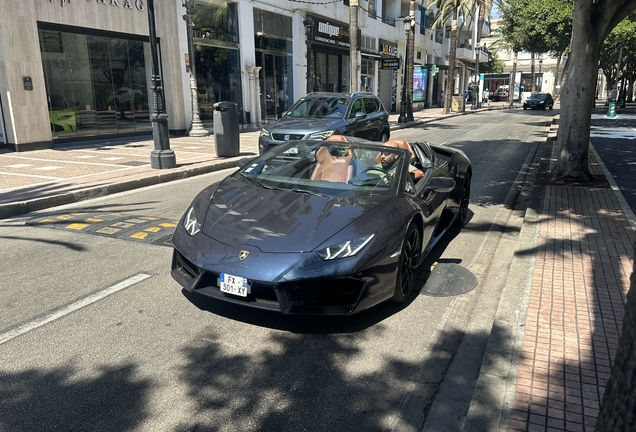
[0, 159, 239, 220]
[462, 118, 557, 431]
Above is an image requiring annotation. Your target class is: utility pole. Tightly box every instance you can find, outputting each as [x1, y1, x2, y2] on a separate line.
[350, 0, 359, 93]
[406, 0, 415, 121]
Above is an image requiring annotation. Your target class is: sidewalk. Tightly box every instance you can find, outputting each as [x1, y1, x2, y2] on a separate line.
[464, 109, 636, 431]
[0, 100, 512, 219]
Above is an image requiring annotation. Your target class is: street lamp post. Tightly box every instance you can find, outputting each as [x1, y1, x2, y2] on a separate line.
[183, 0, 208, 137]
[304, 15, 314, 95]
[146, 0, 176, 169]
[398, 17, 413, 124]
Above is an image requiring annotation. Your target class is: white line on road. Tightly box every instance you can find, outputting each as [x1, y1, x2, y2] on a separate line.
[0, 273, 151, 345]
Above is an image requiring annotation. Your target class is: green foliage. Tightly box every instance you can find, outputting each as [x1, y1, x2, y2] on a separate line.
[497, 0, 572, 55]
[481, 56, 505, 73]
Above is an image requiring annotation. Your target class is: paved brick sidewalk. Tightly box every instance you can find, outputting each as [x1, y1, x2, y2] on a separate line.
[508, 149, 635, 431]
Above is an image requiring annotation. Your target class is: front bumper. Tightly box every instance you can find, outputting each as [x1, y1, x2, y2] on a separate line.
[172, 249, 397, 315]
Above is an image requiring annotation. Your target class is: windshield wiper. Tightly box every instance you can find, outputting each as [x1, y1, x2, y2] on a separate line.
[239, 172, 266, 188]
[290, 188, 328, 197]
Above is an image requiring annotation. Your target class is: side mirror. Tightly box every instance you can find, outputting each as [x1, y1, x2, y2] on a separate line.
[354, 111, 367, 121]
[427, 177, 455, 193]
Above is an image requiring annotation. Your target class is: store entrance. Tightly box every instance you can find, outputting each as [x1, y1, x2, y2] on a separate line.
[313, 51, 350, 93]
[257, 53, 290, 123]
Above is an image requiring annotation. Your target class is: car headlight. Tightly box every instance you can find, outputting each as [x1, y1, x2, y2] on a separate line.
[539, 101, 545, 104]
[259, 128, 270, 138]
[315, 234, 374, 260]
[58, 115, 73, 121]
[308, 130, 334, 140]
[183, 206, 201, 236]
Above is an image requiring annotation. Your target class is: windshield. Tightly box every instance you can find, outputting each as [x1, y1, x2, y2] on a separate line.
[285, 97, 348, 119]
[236, 141, 407, 198]
[534, 94, 547, 100]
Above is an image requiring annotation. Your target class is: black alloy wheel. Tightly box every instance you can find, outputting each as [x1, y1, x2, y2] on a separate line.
[455, 175, 471, 226]
[381, 131, 389, 143]
[391, 223, 421, 302]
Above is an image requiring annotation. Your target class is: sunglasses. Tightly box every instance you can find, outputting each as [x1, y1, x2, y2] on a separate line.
[381, 152, 395, 157]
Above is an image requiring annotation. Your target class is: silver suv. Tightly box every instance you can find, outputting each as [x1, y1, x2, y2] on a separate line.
[258, 92, 390, 154]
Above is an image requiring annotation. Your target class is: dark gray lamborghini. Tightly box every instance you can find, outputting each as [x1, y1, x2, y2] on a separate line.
[171, 137, 471, 315]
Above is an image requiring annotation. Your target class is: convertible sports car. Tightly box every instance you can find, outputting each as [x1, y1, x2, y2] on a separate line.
[171, 137, 472, 315]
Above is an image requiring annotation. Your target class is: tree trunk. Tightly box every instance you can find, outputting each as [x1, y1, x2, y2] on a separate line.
[553, 54, 562, 96]
[530, 52, 536, 94]
[551, 0, 636, 182]
[595, 240, 636, 431]
[473, 2, 485, 110]
[350, 0, 359, 93]
[443, 15, 458, 115]
[508, 51, 517, 108]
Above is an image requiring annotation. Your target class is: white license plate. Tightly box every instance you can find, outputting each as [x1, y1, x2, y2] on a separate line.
[219, 273, 248, 297]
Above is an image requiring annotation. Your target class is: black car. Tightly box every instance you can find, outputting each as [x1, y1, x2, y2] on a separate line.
[258, 92, 390, 154]
[523, 93, 554, 110]
[171, 137, 472, 315]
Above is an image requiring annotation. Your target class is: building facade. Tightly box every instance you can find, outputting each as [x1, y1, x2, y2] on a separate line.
[0, 0, 489, 151]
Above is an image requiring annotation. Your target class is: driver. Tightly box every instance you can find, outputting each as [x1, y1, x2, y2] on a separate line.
[376, 139, 424, 182]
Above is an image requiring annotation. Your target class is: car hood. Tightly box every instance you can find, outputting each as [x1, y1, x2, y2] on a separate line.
[201, 176, 386, 252]
[267, 116, 342, 133]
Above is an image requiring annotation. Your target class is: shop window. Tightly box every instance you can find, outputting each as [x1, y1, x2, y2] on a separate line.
[192, 0, 239, 44]
[39, 27, 152, 140]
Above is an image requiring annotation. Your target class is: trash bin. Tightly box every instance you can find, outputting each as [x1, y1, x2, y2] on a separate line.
[213, 101, 239, 157]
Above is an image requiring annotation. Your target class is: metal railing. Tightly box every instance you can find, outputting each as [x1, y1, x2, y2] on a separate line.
[382, 15, 396, 27]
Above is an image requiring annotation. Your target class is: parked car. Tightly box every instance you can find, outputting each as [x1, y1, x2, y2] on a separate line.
[171, 136, 472, 315]
[258, 92, 390, 154]
[523, 92, 554, 110]
[490, 88, 508, 102]
[49, 95, 77, 133]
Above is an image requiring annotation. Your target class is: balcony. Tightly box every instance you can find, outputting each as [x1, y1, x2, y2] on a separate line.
[382, 15, 396, 27]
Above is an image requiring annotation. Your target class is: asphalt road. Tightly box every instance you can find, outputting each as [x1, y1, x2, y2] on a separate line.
[0, 109, 553, 431]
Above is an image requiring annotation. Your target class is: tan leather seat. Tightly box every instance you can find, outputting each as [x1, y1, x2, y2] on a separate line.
[311, 146, 353, 182]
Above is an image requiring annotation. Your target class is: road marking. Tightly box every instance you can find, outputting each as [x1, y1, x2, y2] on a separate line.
[0, 273, 151, 345]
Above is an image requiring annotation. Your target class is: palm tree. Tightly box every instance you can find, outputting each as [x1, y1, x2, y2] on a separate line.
[473, 0, 494, 108]
[428, 0, 476, 114]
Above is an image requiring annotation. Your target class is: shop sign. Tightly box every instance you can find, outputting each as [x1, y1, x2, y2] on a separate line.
[380, 58, 399, 70]
[379, 40, 398, 58]
[49, 0, 145, 11]
[310, 18, 350, 49]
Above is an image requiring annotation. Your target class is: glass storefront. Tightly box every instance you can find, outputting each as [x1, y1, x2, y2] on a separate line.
[361, 58, 375, 92]
[39, 26, 152, 140]
[314, 51, 350, 93]
[191, 0, 242, 125]
[255, 36, 293, 123]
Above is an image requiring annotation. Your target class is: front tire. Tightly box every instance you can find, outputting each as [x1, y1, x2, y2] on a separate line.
[455, 174, 471, 227]
[380, 131, 389, 143]
[391, 223, 421, 303]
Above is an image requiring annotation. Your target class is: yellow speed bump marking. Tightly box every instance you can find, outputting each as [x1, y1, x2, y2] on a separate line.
[66, 223, 89, 230]
[28, 212, 177, 246]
